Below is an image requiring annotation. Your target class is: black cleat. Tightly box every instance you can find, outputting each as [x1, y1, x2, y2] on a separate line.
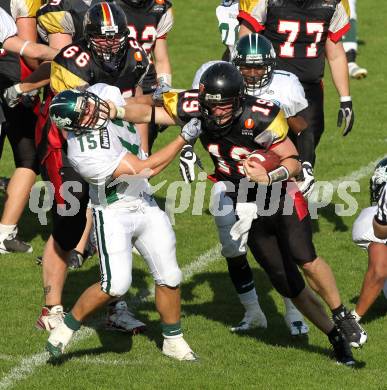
[328, 329, 356, 367]
[0, 234, 32, 254]
[333, 308, 367, 348]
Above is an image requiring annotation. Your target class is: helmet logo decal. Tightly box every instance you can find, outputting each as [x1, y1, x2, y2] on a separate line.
[205, 93, 222, 101]
[51, 114, 72, 129]
[101, 2, 115, 28]
[245, 118, 254, 129]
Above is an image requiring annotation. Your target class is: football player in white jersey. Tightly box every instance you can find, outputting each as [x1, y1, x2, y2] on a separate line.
[216, 0, 239, 61]
[181, 34, 310, 336]
[351, 158, 387, 322]
[46, 83, 201, 361]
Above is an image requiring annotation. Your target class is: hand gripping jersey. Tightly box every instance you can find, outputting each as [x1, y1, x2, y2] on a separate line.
[163, 90, 288, 199]
[238, 0, 350, 83]
[66, 83, 150, 208]
[192, 61, 307, 118]
[36, 38, 149, 163]
[216, 1, 239, 51]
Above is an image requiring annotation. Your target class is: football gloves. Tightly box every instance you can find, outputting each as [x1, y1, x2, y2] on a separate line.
[337, 98, 354, 136]
[180, 118, 202, 143]
[3, 84, 23, 108]
[179, 144, 203, 183]
[297, 162, 315, 198]
[152, 82, 171, 104]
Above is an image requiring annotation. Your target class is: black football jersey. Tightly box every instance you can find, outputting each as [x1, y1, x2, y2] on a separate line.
[50, 38, 149, 97]
[238, 0, 350, 83]
[163, 90, 288, 199]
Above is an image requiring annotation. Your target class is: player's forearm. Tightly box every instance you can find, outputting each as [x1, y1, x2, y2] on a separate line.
[373, 219, 387, 240]
[326, 41, 350, 97]
[18, 62, 51, 92]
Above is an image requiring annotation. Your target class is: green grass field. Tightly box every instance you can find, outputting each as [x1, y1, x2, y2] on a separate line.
[1, 1, 387, 388]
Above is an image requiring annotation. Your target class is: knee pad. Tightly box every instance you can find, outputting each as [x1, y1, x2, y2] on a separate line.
[157, 266, 182, 288]
[107, 274, 132, 297]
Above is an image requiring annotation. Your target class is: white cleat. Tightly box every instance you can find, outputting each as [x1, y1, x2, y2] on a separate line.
[230, 307, 268, 332]
[285, 310, 309, 336]
[348, 62, 368, 79]
[162, 335, 198, 361]
[106, 300, 146, 334]
[36, 305, 65, 331]
[46, 322, 74, 358]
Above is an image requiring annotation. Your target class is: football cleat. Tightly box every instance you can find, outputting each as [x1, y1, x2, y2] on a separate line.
[162, 335, 198, 361]
[348, 62, 368, 80]
[106, 300, 146, 334]
[36, 305, 65, 331]
[46, 322, 75, 358]
[333, 307, 367, 348]
[328, 329, 356, 367]
[0, 231, 32, 254]
[284, 311, 309, 336]
[230, 306, 268, 332]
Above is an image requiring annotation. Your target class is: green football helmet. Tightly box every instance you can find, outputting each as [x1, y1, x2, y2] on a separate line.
[49, 89, 110, 134]
[370, 158, 387, 205]
[232, 34, 276, 95]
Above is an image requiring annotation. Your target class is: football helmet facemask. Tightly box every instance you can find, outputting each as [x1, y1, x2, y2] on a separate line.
[84, 2, 129, 72]
[198, 62, 244, 138]
[370, 158, 387, 205]
[232, 34, 276, 95]
[122, 0, 151, 7]
[50, 89, 110, 134]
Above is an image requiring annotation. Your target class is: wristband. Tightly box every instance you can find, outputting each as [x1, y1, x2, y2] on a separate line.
[19, 40, 31, 56]
[157, 73, 172, 86]
[267, 166, 289, 185]
[340, 96, 352, 102]
[116, 106, 125, 120]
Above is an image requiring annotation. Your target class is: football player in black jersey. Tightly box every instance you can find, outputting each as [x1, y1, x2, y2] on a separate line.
[238, 0, 354, 194]
[35, 2, 149, 335]
[109, 62, 363, 364]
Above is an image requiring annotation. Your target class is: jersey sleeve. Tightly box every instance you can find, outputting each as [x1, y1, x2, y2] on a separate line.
[163, 89, 201, 124]
[11, 0, 41, 19]
[328, 0, 350, 42]
[37, 3, 75, 43]
[375, 186, 387, 226]
[0, 7, 17, 44]
[282, 74, 308, 117]
[156, 8, 173, 38]
[267, 109, 288, 144]
[237, 0, 267, 32]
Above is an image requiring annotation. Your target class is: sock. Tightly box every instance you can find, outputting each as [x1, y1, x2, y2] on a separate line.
[342, 19, 358, 46]
[0, 223, 16, 239]
[331, 304, 346, 317]
[64, 312, 81, 331]
[238, 288, 260, 312]
[161, 321, 182, 338]
[346, 49, 357, 64]
[226, 255, 255, 294]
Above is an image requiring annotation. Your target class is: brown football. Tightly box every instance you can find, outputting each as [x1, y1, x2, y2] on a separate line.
[247, 149, 281, 172]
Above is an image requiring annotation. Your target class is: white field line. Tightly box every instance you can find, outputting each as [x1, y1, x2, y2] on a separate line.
[0, 246, 223, 389]
[0, 156, 383, 388]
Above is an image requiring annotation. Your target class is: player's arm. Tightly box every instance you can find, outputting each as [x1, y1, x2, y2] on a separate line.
[243, 137, 301, 184]
[3, 35, 58, 60]
[48, 33, 72, 50]
[237, 0, 267, 37]
[154, 38, 172, 86]
[15, 16, 39, 70]
[287, 115, 308, 135]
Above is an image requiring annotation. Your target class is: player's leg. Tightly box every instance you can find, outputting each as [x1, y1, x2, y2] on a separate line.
[342, 0, 367, 79]
[247, 218, 355, 365]
[134, 198, 197, 361]
[354, 242, 387, 318]
[46, 207, 134, 357]
[0, 105, 38, 253]
[212, 187, 267, 331]
[282, 198, 367, 348]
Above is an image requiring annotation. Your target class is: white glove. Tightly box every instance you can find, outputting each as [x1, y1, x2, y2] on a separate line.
[152, 82, 171, 103]
[297, 162, 315, 198]
[3, 84, 22, 108]
[179, 145, 203, 183]
[180, 118, 202, 143]
[230, 202, 258, 251]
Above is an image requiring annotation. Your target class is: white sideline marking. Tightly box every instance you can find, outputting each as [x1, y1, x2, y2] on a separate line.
[1, 156, 382, 388]
[0, 246, 223, 389]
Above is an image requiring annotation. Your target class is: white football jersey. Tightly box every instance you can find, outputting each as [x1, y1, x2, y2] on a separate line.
[66, 83, 150, 208]
[0, 7, 17, 45]
[216, 2, 239, 50]
[352, 206, 387, 249]
[192, 61, 307, 118]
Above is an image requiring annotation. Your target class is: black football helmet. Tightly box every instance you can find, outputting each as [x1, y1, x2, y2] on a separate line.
[370, 158, 387, 205]
[83, 2, 129, 72]
[49, 89, 110, 134]
[198, 62, 244, 137]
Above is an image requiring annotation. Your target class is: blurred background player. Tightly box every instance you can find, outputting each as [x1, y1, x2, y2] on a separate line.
[216, 0, 239, 61]
[351, 158, 387, 322]
[237, 0, 354, 193]
[342, 0, 367, 79]
[34, 2, 149, 335]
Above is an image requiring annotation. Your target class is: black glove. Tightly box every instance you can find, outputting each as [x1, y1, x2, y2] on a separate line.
[337, 98, 354, 136]
[179, 144, 203, 183]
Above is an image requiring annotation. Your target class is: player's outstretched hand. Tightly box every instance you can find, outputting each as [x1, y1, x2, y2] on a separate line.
[180, 118, 202, 143]
[179, 144, 203, 183]
[337, 98, 354, 136]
